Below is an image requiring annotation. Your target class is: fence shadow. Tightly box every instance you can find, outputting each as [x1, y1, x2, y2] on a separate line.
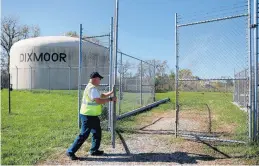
[78, 130, 217, 164]
[78, 151, 217, 164]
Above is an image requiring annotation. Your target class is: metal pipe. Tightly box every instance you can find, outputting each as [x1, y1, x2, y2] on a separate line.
[117, 98, 170, 120]
[254, 0, 258, 141]
[180, 134, 246, 144]
[78, 24, 83, 129]
[109, 17, 114, 130]
[175, 13, 179, 138]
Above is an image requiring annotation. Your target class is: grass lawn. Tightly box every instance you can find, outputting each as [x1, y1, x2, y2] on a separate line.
[1, 90, 258, 165]
[1, 89, 153, 165]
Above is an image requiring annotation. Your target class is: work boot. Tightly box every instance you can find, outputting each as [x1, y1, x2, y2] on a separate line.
[90, 150, 104, 156]
[66, 152, 79, 160]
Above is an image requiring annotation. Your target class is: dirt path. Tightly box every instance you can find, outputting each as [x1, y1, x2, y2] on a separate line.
[37, 111, 249, 165]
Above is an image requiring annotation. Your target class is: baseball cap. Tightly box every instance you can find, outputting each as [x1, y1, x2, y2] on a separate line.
[90, 72, 104, 79]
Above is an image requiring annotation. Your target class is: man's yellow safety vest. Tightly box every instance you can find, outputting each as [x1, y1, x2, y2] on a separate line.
[80, 82, 102, 116]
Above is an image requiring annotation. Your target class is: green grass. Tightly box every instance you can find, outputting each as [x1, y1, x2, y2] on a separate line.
[1, 90, 113, 165]
[117, 92, 154, 115]
[158, 91, 248, 140]
[156, 92, 259, 163]
[1, 90, 259, 165]
[1, 89, 154, 165]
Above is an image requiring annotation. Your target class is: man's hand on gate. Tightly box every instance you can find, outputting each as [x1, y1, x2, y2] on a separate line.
[110, 96, 117, 102]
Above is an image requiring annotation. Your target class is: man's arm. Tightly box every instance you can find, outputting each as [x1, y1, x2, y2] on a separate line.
[101, 91, 113, 98]
[94, 97, 116, 104]
[90, 88, 116, 104]
[101, 87, 114, 98]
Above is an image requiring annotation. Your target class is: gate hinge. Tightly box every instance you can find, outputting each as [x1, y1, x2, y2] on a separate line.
[250, 24, 257, 28]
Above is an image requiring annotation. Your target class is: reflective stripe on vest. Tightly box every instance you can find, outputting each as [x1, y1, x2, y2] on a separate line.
[80, 82, 102, 116]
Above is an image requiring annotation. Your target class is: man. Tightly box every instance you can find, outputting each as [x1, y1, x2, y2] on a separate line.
[66, 72, 117, 160]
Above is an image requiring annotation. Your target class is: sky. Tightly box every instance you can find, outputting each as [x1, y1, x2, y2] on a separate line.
[1, 0, 251, 79]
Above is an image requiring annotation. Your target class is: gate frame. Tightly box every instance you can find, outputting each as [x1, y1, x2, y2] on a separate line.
[175, 0, 258, 143]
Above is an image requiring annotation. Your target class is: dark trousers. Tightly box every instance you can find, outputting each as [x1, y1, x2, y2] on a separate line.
[67, 114, 102, 154]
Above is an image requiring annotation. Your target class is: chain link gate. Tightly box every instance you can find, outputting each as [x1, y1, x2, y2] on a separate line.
[175, 2, 250, 144]
[78, 16, 156, 148]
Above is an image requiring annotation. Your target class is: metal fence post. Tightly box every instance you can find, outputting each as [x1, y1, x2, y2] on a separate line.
[112, 0, 119, 148]
[125, 78, 127, 91]
[48, 66, 50, 93]
[69, 66, 71, 94]
[175, 13, 179, 138]
[246, 0, 254, 142]
[136, 74, 138, 105]
[118, 52, 122, 115]
[30, 65, 32, 91]
[253, 0, 258, 142]
[233, 69, 236, 102]
[8, 72, 11, 114]
[140, 60, 143, 106]
[78, 24, 83, 129]
[109, 17, 114, 130]
[240, 71, 242, 105]
[153, 60, 156, 102]
[244, 70, 246, 107]
[16, 66, 18, 89]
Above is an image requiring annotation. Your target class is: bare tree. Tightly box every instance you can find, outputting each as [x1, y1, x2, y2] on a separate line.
[135, 59, 171, 92]
[155, 60, 169, 77]
[119, 60, 131, 76]
[1, 16, 41, 70]
[65, 31, 102, 45]
[65, 31, 78, 37]
[31, 25, 40, 37]
[1, 16, 40, 88]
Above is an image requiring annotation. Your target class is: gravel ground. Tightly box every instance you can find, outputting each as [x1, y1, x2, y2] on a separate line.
[37, 111, 250, 165]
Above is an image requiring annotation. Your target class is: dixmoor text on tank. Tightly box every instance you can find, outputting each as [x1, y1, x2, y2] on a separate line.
[20, 52, 67, 62]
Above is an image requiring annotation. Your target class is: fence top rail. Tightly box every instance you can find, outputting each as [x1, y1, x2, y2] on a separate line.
[10, 66, 110, 69]
[179, 78, 248, 81]
[118, 51, 155, 67]
[177, 13, 248, 27]
[81, 84, 109, 86]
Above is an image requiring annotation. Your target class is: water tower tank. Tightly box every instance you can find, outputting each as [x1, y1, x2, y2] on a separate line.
[9, 36, 110, 90]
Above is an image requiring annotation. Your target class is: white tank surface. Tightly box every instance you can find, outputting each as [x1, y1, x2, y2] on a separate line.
[10, 36, 110, 90]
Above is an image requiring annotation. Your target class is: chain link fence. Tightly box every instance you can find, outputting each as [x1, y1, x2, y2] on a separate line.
[175, 2, 250, 144]
[116, 52, 155, 117]
[233, 68, 249, 108]
[10, 66, 110, 91]
[9, 52, 155, 131]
